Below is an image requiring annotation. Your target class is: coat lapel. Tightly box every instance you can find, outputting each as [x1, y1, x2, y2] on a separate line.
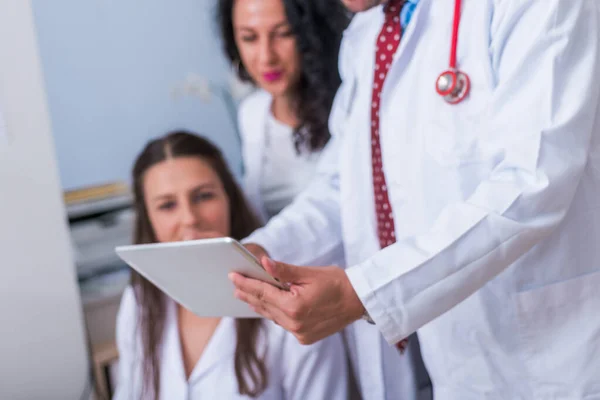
[241, 91, 272, 223]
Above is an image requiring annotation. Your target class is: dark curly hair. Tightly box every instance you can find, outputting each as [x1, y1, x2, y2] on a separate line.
[217, 0, 350, 152]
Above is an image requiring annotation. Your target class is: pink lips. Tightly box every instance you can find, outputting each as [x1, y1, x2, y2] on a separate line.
[263, 71, 283, 82]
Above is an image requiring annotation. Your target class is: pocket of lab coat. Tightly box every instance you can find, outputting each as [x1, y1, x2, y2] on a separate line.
[421, 95, 490, 168]
[514, 270, 600, 396]
[420, 64, 491, 168]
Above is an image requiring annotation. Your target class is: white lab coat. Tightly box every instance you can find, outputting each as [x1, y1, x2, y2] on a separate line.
[239, 90, 287, 223]
[238, 90, 349, 267]
[246, 0, 600, 399]
[113, 287, 348, 400]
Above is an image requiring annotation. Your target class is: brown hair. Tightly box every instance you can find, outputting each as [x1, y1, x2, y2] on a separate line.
[130, 130, 267, 399]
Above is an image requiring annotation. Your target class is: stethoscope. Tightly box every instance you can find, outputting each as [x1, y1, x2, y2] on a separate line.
[435, 0, 470, 104]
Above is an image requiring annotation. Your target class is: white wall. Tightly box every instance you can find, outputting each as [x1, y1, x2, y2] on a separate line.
[0, 0, 89, 399]
[31, 0, 243, 191]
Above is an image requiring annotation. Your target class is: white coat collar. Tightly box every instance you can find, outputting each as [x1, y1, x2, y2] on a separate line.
[162, 300, 237, 386]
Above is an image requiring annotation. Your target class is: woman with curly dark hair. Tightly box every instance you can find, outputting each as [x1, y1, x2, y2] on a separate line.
[217, 0, 349, 223]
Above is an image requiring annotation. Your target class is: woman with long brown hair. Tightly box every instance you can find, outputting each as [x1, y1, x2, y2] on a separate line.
[113, 131, 347, 400]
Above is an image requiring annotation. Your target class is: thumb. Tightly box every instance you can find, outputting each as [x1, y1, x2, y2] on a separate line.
[261, 257, 310, 284]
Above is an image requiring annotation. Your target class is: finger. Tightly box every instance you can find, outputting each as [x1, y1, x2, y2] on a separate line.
[261, 257, 312, 284]
[236, 289, 292, 327]
[233, 288, 277, 321]
[229, 272, 284, 306]
[234, 287, 267, 310]
[230, 272, 304, 332]
[250, 305, 273, 320]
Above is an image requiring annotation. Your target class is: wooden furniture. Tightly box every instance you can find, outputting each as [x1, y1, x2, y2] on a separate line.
[91, 340, 119, 400]
[81, 272, 128, 400]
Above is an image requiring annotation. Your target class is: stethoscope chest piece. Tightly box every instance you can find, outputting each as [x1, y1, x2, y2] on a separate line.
[436, 69, 470, 104]
[435, 0, 470, 105]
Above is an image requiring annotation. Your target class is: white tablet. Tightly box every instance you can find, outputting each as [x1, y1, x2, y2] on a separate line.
[115, 237, 284, 318]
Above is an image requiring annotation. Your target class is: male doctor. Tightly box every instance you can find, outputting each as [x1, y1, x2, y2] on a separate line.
[230, 0, 600, 398]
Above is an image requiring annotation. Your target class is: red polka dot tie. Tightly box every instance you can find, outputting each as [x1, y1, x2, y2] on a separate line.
[372, 0, 403, 250]
[371, 0, 409, 352]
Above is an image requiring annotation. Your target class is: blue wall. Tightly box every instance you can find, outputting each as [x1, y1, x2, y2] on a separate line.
[32, 0, 242, 191]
